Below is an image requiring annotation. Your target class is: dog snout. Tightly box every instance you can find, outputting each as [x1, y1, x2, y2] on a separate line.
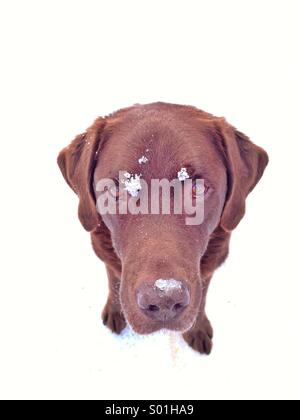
[136, 279, 190, 322]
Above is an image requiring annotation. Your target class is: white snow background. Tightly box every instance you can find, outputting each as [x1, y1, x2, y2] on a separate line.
[0, 0, 299, 400]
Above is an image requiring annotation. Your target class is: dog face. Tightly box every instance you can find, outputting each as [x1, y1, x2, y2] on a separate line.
[58, 103, 268, 334]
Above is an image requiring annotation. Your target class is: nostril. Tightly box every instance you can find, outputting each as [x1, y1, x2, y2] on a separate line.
[148, 304, 159, 312]
[173, 303, 183, 312]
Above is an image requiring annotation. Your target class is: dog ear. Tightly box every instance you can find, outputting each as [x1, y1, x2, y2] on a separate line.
[57, 117, 106, 232]
[217, 121, 269, 232]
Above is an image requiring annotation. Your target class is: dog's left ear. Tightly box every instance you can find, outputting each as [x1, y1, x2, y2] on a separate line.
[217, 121, 269, 232]
[57, 117, 106, 232]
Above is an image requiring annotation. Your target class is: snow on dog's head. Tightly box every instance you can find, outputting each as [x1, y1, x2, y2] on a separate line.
[138, 155, 148, 165]
[177, 167, 189, 182]
[121, 173, 142, 197]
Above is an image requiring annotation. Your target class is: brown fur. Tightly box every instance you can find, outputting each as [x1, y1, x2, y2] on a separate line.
[57, 102, 268, 354]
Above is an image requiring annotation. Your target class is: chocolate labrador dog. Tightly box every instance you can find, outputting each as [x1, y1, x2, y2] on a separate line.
[58, 102, 268, 354]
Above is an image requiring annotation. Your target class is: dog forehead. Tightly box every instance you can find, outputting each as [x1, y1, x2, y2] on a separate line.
[95, 117, 221, 181]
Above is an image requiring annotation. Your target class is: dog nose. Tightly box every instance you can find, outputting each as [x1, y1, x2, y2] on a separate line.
[136, 279, 190, 322]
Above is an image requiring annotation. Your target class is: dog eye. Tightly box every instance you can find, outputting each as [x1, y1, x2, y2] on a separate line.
[192, 181, 209, 197]
[107, 183, 120, 199]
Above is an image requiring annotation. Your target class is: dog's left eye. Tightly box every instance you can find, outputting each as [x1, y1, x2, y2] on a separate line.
[192, 181, 209, 197]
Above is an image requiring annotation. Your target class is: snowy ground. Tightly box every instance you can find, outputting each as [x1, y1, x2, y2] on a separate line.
[0, 0, 300, 400]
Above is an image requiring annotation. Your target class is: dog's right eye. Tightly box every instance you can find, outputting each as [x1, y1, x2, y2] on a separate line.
[107, 183, 120, 200]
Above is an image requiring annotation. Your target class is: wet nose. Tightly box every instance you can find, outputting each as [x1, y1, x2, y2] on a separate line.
[136, 279, 190, 322]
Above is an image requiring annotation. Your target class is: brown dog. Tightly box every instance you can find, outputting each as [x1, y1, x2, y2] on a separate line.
[57, 102, 268, 354]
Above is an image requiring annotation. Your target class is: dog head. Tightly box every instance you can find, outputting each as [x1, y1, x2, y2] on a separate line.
[58, 103, 268, 334]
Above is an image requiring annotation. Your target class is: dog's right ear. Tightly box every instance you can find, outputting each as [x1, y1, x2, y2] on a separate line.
[57, 117, 106, 232]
